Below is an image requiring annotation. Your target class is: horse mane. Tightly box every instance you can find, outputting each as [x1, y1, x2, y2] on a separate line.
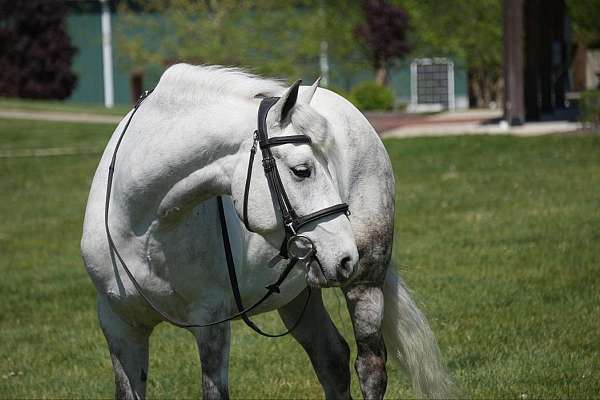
[151, 63, 333, 150]
[152, 64, 285, 109]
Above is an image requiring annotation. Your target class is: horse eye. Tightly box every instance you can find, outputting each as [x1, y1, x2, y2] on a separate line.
[291, 165, 311, 179]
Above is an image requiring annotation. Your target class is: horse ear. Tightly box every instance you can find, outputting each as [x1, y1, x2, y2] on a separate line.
[270, 80, 301, 123]
[298, 77, 321, 104]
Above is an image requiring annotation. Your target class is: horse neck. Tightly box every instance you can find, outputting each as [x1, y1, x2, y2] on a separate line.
[114, 97, 256, 228]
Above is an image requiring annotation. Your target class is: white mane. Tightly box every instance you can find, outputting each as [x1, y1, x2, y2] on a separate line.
[152, 64, 285, 109]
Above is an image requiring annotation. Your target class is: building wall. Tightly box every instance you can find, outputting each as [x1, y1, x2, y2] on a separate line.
[67, 12, 131, 105]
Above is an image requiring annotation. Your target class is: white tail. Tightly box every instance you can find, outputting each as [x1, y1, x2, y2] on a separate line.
[382, 267, 456, 398]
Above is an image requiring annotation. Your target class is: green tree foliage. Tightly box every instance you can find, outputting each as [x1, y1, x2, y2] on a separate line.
[396, 0, 502, 107]
[355, 0, 410, 85]
[579, 90, 600, 126]
[350, 80, 395, 111]
[0, 0, 77, 99]
[568, 0, 600, 47]
[116, 0, 368, 84]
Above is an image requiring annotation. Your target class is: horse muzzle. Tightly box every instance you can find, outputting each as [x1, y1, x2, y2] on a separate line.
[302, 245, 358, 288]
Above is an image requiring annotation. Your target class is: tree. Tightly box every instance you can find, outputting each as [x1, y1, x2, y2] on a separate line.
[0, 0, 77, 99]
[397, 0, 503, 107]
[116, 0, 367, 86]
[354, 0, 410, 85]
[568, 0, 600, 48]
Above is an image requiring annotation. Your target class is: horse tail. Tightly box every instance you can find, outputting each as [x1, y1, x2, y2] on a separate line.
[382, 266, 456, 398]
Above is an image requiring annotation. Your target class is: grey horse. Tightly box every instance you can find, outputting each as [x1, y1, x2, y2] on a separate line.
[81, 64, 453, 399]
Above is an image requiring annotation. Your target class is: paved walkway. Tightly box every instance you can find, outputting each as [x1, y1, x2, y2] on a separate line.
[367, 109, 583, 138]
[0, 107, 584, 138]
[380, 120, 582, 138]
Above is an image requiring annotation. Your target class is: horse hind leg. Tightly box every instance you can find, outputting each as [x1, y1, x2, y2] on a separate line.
[97, 295, 154, 400]
[343, 281, 388, 399]
[278, 288, 351, 400]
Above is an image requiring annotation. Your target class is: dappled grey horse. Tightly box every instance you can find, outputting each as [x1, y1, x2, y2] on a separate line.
[81, 64, 453, 399]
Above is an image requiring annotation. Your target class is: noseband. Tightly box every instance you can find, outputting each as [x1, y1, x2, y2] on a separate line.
[104, 91, 351, 338]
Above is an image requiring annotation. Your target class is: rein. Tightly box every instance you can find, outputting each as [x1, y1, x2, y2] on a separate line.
[104, 88, 348, 337]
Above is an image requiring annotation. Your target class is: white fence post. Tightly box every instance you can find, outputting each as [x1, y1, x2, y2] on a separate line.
[100, 0, 114, 108]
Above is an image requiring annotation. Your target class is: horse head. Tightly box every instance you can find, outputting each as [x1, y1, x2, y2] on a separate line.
[231, 79, 358, 287]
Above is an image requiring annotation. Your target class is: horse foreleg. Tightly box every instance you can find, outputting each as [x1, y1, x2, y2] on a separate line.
[278, 288, 351, 400]
[343, 284, 387, 400]
[98, 296, 153, 400]
[191, 322, 231, 400]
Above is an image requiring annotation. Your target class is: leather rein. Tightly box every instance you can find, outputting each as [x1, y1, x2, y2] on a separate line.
[104, 90, 349, 337]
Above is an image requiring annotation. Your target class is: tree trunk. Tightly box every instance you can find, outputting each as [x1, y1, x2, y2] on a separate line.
[375, 64, 387, 85]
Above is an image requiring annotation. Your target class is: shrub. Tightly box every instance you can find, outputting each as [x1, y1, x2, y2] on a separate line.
[350, 81, 395, 111]
[580, 90, 600, 127]
[0, 0, 78, 99]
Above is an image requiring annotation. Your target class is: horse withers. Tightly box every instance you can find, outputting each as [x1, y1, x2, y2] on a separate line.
[81, 64, 454, 399]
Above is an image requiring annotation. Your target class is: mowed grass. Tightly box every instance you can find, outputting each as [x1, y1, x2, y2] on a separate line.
[0, 97, 130, 116]
[0, 116, 599, 398]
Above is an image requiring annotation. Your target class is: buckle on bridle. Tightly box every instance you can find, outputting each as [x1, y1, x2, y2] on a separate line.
[287, 235, 316, 261]
[284, 219, 297, 235]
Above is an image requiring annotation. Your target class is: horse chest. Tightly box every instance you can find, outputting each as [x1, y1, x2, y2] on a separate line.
[141, 202, 307, 316]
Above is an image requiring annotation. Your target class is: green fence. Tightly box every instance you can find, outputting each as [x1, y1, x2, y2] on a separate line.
[66, 12, 468, 109]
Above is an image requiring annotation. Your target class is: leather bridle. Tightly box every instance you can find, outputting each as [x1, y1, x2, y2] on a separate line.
[242, 96, 350, 263]
[104, 91, 351, 337]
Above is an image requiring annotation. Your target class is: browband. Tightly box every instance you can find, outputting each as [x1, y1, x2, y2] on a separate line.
[261, 135, 311, 149]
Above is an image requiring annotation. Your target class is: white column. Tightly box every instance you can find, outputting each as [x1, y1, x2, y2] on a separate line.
[448, 61, 455, 110]
[410, 61, 417, 110]
[320, 41, 329, 88]
[100, 0, 114, 108]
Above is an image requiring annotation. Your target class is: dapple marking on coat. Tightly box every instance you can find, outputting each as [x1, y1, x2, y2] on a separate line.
[81, 64, 454, 399]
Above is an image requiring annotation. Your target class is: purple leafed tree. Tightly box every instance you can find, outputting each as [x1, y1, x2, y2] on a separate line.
[0, 0, 77, 99]
[355, 0, 410, 85]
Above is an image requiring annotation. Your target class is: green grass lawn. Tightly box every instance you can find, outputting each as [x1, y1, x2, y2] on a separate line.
[0, 97, 130, 116]
[0, 117, 599, 398]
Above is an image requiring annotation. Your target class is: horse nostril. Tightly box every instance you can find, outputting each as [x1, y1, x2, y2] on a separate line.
[337, 256, 354, 280]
